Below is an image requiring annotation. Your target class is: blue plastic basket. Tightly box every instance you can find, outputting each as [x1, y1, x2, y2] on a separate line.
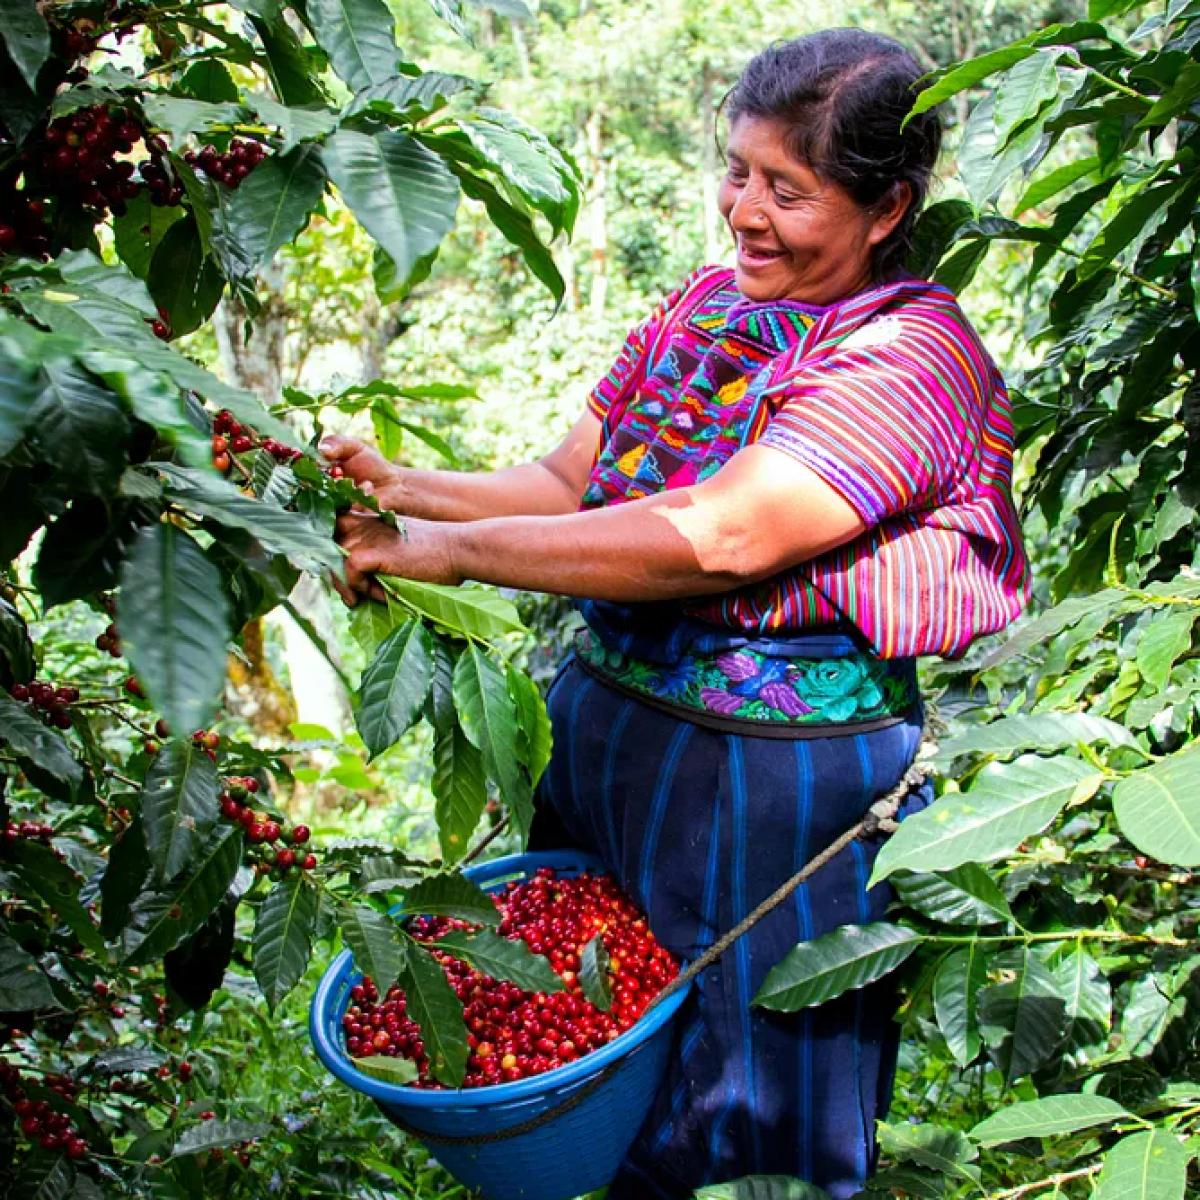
[310, 850, 691, 1200]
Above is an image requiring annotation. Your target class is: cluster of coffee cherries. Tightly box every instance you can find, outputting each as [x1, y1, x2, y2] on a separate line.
[184, 139, 267, 189]
[218, 776, 317, 873]
[3, 818, 55, 845]
[211, 408, 302, 474]
[0, 1062, 89, 1161]
[346, 869, 678, 1088]
[7, 679, 78, 729]
[94, 620, 122, 658]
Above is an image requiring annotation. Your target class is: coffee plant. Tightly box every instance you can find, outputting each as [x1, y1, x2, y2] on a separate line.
[0, 0, 581, 1192]
[717, 4, 1200, 1198]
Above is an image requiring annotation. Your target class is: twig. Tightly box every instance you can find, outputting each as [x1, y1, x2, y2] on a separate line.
[462, 814, 510, 866]
[987, 1162, 1101, 1198]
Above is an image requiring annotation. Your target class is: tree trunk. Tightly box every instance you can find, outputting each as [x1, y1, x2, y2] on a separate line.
[511, 21, 532, 84]
[701, 62, 721, 263]
[585, 104, 608, 319]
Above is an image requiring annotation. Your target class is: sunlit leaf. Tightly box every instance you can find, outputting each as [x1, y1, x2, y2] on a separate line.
[356, 619, 434, 759]
[400, 943, 468, 1086]
[253, 876, 319, 1011]
[1112, 746, 1200, 866]
[436, 929, 563, 993]
[971, 1094, 1129, 1147]
[140, 740, 220, 883]
[1093, 1130, 1189, 1200]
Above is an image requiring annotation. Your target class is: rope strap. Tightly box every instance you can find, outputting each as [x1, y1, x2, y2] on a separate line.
[381, 721, 936, 1147]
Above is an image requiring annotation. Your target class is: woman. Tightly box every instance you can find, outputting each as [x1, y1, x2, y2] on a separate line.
[326, 28, 1030, 1198]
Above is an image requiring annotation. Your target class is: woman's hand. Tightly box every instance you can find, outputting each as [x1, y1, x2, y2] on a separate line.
[319, 434, 410, 512]
[332, 511, 462, 607]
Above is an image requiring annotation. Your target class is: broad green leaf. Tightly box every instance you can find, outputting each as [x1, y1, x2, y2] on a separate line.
[400, 943, 468, 1086]
[6, 839, 105, 954]
[171, 1119, 271, 1157]
[436, 929, 563, 993]
[1051, 945, 1112, 1055]
[380, 576, 525, 640]
[1138, 61, 1200, 127]
[338, 902, 407, 987]
[155, 463, 339, 572]
[933, 238, 989, 294]
[323, 129, 459, 284]
[934, 944, 987, 1066]
[432, 722, 487, 862]
[993, 49, 1067, 146]
[100, 814, 150, 939]
[347, 71, 475, 119]
[1119, 961, 1200, 1061]
[122, 826, 243, 966]
[0, 693, 84, 789]
[349, 601, 400, 656]
[1135, 609, 1195, 691]
[140, 96, 245, 140]
[356, 619, 435, 759]
[892, 864, 1014, 926]
[426, 0, 471, 39]
[253, 876, 320, 1011]
[244, 93, 338, 152]
[1112, 746, 1200, 866]
[695, 1180, 831, 1200]
[0, 349, 42, 456]
[971, 1094, 1129, 1147]
[959, 91, 1047, 208]
[1078, 181, 1177, 280]
[118, 524, 232, 739]
[982, 589, 1130, 667]
[29, 360, 131, 497]
[140, 740, 220, 883]
[0, 596, 34, 681]
[249, 13, 325, 106]
[147, 217, 224, 337]
[352, 1055, 419, 1084]
[1014, 155, 1101, 216]
[16, 1157, 74, 1199]
[870, 756, 1102, 885]
[179, 59, 240, 102]
[978, 948, 1067, 1082]
[936, 712, 1138, 764]
[907, 199, 975, 278]
[0, 0, 50, 89]
[307, 0, 399, 89]
[875, 1122, 980, 1186]
[0, 935, 57, 1011]
[507, 664, 552, 786]
[84, 1046, 166, 1077]
[221, 143, 327, 273]
[401, 873, 500, 926]
[753, 923, 921, 1011]
[580, 933, 613, 1011]
[452, 643, 532, 839]
[38, 493, 136, 607]
[1094, 1130, 1189, 1200]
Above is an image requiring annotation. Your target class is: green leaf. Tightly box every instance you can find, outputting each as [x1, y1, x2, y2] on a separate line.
[306, 0, 399, 89]
[253, 875, 319, 1011]
[875, 1122, 980, 1186]
[694, 1180, 832, 1200]
[580, 933, 613, 1011]
[0, 347, 43, 457]
[112, 194, 184, 280]
[351, 1055, 419, 1084]
[978, 948, 1067, 1083]
[349, 601, 400, 656]
[982, 589, 1131, 667]
[432, 721, 487, 863]
[753, 923, 921, 1011]
[934, 944, 987, 1066]
[118, 523, 232, 739]
[179, 59, 240, 103]
[426, 0, 472, 39]
[140, 96, 246, 141]
[147, 218, 224, 337]
[400, 943, 468, 1086]
[140, 740, 220, 883]
[993, 48, 1067, 146]
[347, 71, 475, 119]
[936, 712, 1138, 764]
[1078, 181, 1177, 280]
[1014, 155, 1101, 216]
[452, 643, 532, 839]
[0, 0, 50, 90]
[155, 463, 339, 573]
[171, 1119, 271, 1157]
[221, 143, 327, 273]
[100, 815, 151, 938]
[29, 360, 131, 497]
[1094, 1130, 1189, 1200]
[0, 596, 34, 682]
[244, 93, 338, 152]
[1112, 746, 1200, 867]
[401, 872, 500, 926]
[971, 1094, 1130, 1147]
[507, 664, 552, 787]
[356, 618, 435, 759]
[338, 901, 407, 987]
[380, 576, 525, 640]
[436, 929, 563, 993]
[122, 826, 243, 966]
[893, 865, 1014, 926]
[0, 935, 57, 1011]
[7, 840, 104, 954]
[249, 14, 325, 106]
[870, 756, 1103, 885]
[1135, 609, 1195, 691]
[0, 693, 84, 790]
[1051, 945, 1112, 1056]
[1138, 61, 1200, 127]
[322, 129, 460, 285]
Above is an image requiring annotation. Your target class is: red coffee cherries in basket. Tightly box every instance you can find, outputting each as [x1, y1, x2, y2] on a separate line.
[342, 868, 678, 1088]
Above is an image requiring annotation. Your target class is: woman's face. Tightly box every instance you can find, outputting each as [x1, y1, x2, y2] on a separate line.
[717, 115, 908, 307]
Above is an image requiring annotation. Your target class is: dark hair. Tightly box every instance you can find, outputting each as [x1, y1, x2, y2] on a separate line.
[724, 29, 942, 281]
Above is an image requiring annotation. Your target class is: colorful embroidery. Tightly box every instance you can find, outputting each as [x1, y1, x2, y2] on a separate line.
[575, 631, 915, 726]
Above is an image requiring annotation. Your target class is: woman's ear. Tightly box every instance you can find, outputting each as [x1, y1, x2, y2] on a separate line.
[867, 181, 914, 247]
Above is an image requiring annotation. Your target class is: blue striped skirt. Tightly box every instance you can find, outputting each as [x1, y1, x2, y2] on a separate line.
[529, 652, 931, 1199]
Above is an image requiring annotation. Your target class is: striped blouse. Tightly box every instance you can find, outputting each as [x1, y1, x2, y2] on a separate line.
[580, 265, 1030, 659]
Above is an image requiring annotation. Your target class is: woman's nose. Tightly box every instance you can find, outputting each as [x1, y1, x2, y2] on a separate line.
[727, 182, 769, 231]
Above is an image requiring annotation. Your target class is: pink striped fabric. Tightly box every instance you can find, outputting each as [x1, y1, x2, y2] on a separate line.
[584, 267, 1030, 659]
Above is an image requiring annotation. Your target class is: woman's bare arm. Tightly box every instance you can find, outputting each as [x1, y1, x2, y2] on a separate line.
[319, 409, 602, 522]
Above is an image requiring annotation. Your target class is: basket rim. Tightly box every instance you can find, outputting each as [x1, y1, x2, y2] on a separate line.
[309, 850, 691, 1109]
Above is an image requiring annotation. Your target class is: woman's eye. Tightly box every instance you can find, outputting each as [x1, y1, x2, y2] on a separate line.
[774, 189, 803, 204]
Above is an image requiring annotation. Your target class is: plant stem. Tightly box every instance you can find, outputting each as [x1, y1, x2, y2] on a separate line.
[988, 1162, 1101, 1198]
[462, 814, 510, 866]
[928, 928, 1188, 948]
